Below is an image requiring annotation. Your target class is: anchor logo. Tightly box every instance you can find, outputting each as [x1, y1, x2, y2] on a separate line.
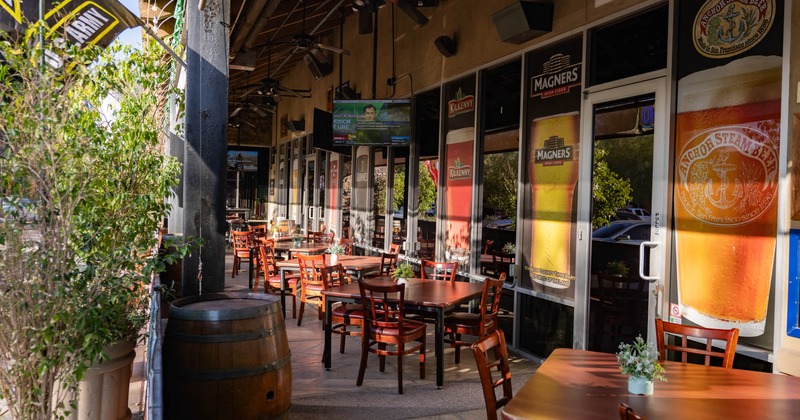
[717, 5, 747, 44]
[704, 152, 742, 210]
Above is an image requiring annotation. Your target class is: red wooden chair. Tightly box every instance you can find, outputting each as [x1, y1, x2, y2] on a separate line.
[619, 403, 647, 420]
[655, 318, 739, 368]
[471, 330, 512, 420]
[230, 230, 252, 278]
[254, 238, 301, 318]
[420, 259, 458, 282]
[325, 264, 364, 354]
[296, 254, 328, 327]
[444, 273, 506, 363]
[356, 279, 426, 394]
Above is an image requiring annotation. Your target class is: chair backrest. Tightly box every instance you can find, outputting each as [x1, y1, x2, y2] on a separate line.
[231, 230, 252, 252]
[378, 252, 399, 276]
[618, 404, 647, 420]
[389, 243, 401, 254]
[249, 224, 267, 236]
[471, 330, 512, 420]
[479, 274, 506, 336]
[307, 230, 325, 243]
[420, 260, 458, 282]
[339, 237, 354, 255]
[323, 263, 351, 287]
[257, 238, 279, 276]
[358, 279, 407, 330]
[297, 254, 329, 290]
[655, 318, 739, 368]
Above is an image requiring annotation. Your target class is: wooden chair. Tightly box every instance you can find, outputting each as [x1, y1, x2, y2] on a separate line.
[655, 318, 739, 368]
[420, 260, 458, 282]
[325, 264, 364, 354]
[296, 254, 329, 327]
[618, 403, 647, 420]
[444, 273, 506, 364]
[471, 330, 512, 420]
[230, 230, 252, 278]
[389, 243, 401, 254]
[338, 237, 354, 255]
[365, 252, 398, 278]
[306, 230, 325, 243]
[249, 223, 267, 239]
[254, 238, 301, 318]
[357, 279, 426, 394]
[594, 274, 648, 351]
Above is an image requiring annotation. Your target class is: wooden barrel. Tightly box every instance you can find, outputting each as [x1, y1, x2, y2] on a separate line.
[163, 293, 291, 419]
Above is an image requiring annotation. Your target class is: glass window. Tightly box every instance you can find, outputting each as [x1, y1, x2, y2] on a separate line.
[414, 88, 441, 260]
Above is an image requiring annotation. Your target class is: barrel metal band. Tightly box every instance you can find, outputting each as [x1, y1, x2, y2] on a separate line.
[165, 323, 286, 343]
[171, 352, 292, 380]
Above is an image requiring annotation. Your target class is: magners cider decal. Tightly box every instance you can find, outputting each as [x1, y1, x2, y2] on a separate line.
[693, 0, 775, 59]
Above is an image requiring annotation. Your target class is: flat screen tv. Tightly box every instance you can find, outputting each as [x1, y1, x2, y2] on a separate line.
[332, 99, 411, 146]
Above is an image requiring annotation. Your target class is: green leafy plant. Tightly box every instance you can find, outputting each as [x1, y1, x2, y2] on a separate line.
[0, 26, 190, 418]
[392, 262, 416, 280]
[606, 260, 630, 276]
[501, 242, 516, 255]
[616, 336, 666, 382]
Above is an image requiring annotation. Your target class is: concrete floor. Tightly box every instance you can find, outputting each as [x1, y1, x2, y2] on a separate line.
[129, 249, 540, 419]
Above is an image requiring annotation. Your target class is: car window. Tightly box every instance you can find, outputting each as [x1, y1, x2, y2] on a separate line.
[627, 225, 651, 240]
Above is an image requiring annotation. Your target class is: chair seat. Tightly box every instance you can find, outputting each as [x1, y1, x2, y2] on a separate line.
[267, 275, 299, 287]
[444, 312, 481, 327]
[371, 320, 426, 338]
[332, 303, 364, 318]
[234, 250, 250, 258]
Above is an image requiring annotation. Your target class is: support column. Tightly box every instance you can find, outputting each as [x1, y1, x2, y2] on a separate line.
[182, 0, 229, 295]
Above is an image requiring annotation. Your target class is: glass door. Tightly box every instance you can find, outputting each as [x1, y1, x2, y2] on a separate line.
[304, 155, 317, 233]
[579, 78, 669, 353]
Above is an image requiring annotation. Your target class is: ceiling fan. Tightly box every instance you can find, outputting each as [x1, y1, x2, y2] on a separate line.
[353, 0, 428, 34]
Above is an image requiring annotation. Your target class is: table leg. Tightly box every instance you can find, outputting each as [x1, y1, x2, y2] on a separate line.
[324, 298, 333, 370]
[279, 269, 287, 320]
[248, 247, 255, 291]
[436, 308, 444, 388]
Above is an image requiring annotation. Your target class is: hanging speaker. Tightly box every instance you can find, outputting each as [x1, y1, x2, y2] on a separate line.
[434, 35, 457, 57]
[492, 0, 553, 44]
[303, 53, 332, 80]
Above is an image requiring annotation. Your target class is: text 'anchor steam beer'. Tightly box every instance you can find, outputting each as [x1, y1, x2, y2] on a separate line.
[529, 113, 580, 290]
[676, 56, 781, 336]
[445, 127, 474, 264]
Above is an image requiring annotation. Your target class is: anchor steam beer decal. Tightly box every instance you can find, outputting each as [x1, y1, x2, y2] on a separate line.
[444, 76, 476, 265]
[677, 126, 778, 226]
[693, 0, 775, 59]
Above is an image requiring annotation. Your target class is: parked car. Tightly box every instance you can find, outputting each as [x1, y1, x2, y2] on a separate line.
[485, 218, 515, 230]
[592, 220, 651, 245]
[615, 207, 651, 221]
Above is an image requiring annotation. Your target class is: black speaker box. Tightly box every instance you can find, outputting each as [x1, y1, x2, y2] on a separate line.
[303, 53, 332, 80]
[434, 35, 457, 57]
[284, 120, 305, 132]
[492, 0, 553, 44]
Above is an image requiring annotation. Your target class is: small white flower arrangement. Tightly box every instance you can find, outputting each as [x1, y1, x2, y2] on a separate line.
[501, 242, 516, 255]
[326, 243, 345, 255]
[616, 335, 666, 382]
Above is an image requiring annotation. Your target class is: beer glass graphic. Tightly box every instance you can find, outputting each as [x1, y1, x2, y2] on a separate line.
[529, 113, 580, 290]
[675, 56, 781, 336]
[445, 127, 474, 265]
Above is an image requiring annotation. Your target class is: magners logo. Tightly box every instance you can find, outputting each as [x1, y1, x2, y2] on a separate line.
[677, 124, 778, 226]
[535, 136, 573, 166]
[448, 88, 475, 118]
[693, 0, 774, 59]
[448, 157, 472, 181]
[531, 53, 581, 99]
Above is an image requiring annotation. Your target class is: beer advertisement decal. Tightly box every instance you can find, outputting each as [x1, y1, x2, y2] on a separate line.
[524, 35, 582, 300]
[327, 159, 339, 231]
[674, 0, 782, 339]
[693, 0, 775, 59]
[443, 76, 476, 265]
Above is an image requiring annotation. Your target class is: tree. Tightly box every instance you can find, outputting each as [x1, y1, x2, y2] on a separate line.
[592, 147, 633, 229]
[483, 151, 518, 224]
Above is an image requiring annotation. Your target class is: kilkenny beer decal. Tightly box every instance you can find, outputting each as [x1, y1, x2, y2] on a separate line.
[675, 0, 782, 337]
[327, 159, 339, 233]
[693, 0, 775, 59]
[444, 78, 476, 266]
[528, 114, 580, 294]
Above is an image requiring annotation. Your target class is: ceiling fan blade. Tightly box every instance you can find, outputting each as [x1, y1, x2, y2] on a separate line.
[358, 8, 373, 34]
[317, 43, 350, 55]
[309, 47, 330, 65]
[230, 107, 243, 117]
[394, 0, 428, 26]
[250, 106, 268, 117]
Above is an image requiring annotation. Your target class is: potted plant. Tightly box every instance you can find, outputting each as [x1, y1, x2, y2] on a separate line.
[606, 260, 630, 277]
[502, 242, 516, 255]
[392, 262, 416, 283]
[326, 243, 345, 265]
[616, 335, 666, 395]
[292, 232, 303, 247]
[0, 28, 191, 418]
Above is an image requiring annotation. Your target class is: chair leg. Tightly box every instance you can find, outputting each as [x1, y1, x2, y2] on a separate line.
[232, 256, 239, 278]
[297, 300, 305, 326]
[356, 336, 369, 387]
[379, 343, 387, 372]
[419, 335, 426, 379]
[339, 328, 347, 354]
[455, 333, 462, 364]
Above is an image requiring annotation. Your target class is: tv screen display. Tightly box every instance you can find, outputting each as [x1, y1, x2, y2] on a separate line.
[332, 99, 411, 146]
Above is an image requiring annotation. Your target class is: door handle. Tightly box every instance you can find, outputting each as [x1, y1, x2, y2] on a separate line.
[308, 206, 314, 219]
[639, 241, 659, 282]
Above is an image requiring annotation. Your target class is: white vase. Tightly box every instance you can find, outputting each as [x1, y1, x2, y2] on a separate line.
[330, 254, 339, 265]
[628, 376, 654, 395]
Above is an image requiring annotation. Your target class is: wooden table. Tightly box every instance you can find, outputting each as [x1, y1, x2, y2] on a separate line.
[248, 241, 330, 292]
[501, 348, 800, 419]
[322, 276, 484, 388]
[274, 255, 383, 319]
